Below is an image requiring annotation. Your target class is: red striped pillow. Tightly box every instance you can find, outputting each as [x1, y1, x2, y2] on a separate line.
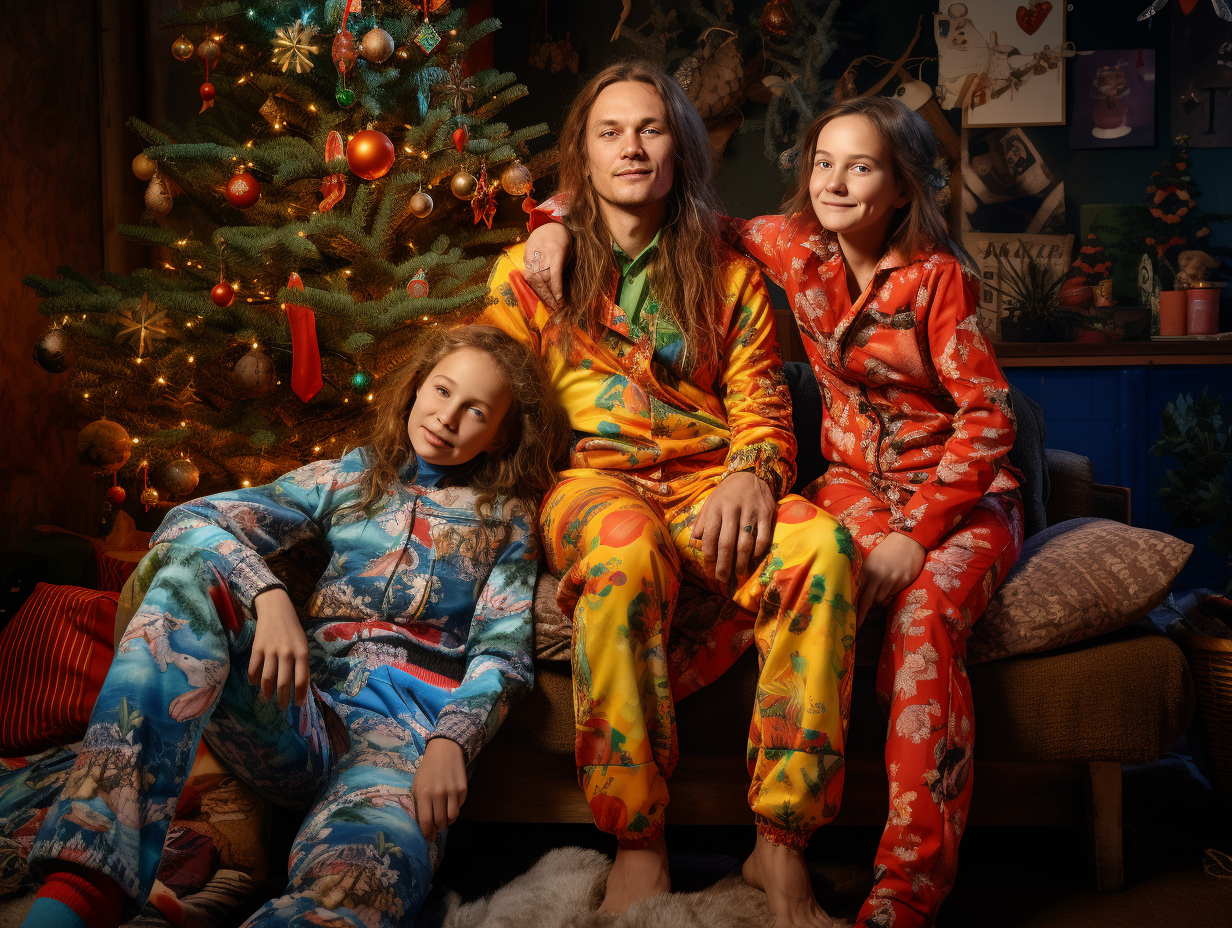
[0, 583, 118, 755]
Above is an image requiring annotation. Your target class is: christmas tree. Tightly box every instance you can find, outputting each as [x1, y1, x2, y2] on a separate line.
[1143, 134, 1225, 276]
[24, 0, 547, 506]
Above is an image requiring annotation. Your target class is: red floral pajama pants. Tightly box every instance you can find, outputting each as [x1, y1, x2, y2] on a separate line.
[810, 479, 1023, 928]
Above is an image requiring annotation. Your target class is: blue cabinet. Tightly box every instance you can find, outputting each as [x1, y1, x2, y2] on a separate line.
[1005, 363, 1232, 591]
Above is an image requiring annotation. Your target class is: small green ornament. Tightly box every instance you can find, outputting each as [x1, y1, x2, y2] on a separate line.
[350, 369, 373, 393]
[336, 86, 356, 107]
[414, 21, 441, 54]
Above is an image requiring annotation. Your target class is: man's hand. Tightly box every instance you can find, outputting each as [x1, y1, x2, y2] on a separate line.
[691, 471, 777, 586]
[522, 222, 573, 310]
[413, 737, 468, 841]
[857, 532, 928, 623]
[249, 588, 311, 710]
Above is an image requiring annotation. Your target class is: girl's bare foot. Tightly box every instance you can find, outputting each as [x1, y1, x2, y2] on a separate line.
[742, 835, 834, 928]
[599, 836, 671, 912]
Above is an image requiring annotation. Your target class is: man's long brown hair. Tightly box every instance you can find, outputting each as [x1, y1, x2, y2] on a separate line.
[783, 96, 974, 271]
[352, 326, 570, 519]
[554, 60, 727, 370]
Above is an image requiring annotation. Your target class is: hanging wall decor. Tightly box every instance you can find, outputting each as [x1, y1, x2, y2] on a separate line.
[1070, 50, 1156, 149]
[1172, 0, 1232, 147]
[934, 1, 1070, 127]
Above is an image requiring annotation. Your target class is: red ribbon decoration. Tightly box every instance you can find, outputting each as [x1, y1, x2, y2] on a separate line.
[285, 272, 323, 402]
[320, 131, 346, 211]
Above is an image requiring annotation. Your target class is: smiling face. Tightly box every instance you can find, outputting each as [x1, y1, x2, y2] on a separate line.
[406, 347, 513, 468]
[808, 114, 910, 245]
[584, 80, 677, 216]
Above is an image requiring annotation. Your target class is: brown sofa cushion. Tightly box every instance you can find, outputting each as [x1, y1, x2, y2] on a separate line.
[966, 518, 1192, 663]
[495, 625, 1193, 767]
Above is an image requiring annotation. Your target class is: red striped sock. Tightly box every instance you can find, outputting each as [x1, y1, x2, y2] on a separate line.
[36, 866, 125, 928]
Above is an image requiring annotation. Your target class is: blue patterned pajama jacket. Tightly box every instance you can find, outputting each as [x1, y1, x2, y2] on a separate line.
[18, 450, 538, 927]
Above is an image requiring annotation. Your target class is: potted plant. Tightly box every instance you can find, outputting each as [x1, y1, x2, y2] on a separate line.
[991, 245, 1066, 341]
[1153, 390, 1232, 593]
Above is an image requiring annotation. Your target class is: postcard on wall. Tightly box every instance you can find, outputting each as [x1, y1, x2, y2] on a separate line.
[961, 232, 1074, 339]
[1172, 1, 1232, 148]
[934, 0, 1067, 127]
[961, 127, 1066, 234]
[1070, 50, 1156, 149]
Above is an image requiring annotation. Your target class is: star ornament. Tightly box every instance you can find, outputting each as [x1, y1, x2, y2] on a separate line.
[271, 19, 321, 73]
[433, 58, 476, 116]
[114, 294, 176, 359]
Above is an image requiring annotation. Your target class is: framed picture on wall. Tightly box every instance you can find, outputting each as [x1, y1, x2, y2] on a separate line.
[934, 0, 1068, 127]
[1172, 1, 1232, 147]
[1070, 50, 1156, 149]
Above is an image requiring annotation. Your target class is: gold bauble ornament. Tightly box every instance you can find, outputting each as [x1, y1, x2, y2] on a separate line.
[132, 152, 157, 181]
[140, 486, 160, 507]
[409, 191, 435, 218]
[77, 419, 131, 472]
[361, 27, 395, 63]
[500, 159, 533, 197]
[451, 169, 478, 200]
[197, 38, 221, 64]
[172, 35, 195, 61]
[160, 459, 201, 497]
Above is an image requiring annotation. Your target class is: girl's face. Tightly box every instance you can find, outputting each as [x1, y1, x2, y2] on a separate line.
[808, 114, 909, 243]
[407, 347, 513, 467]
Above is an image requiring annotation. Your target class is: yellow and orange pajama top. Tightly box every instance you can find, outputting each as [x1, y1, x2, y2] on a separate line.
[479, 241, 860, 849]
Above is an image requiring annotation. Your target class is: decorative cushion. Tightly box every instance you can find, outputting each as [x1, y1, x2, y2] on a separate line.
[966, 518, 1193, 663]
[0, 584, 119, 755]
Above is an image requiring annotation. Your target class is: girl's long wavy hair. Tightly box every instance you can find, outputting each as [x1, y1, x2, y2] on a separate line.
[783, 96, 975, 271]
[352, 326, 570, 520]
[554, 59, 727, 371]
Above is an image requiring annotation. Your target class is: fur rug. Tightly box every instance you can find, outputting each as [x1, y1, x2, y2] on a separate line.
[420, 847, 851, 928]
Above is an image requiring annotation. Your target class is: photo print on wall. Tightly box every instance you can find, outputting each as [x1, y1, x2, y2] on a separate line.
[934, 0, 1070, 127]
[1173, 0, 1232, 147]
[1070, 49, 1156, 149]
[962, 127, 1066, 234]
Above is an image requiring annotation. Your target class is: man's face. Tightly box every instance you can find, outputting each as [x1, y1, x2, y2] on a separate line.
[585, 80, 676, 214]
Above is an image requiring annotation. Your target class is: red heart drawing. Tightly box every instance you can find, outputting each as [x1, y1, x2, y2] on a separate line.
[1179, 0, 1200, 13]
[1016, 1, 1052, 35]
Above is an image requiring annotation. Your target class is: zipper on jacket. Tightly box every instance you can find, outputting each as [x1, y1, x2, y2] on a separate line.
[379, 497, 419, 614]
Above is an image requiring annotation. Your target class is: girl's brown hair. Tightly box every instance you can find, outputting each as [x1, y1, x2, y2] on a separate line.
[553, 59, 727, 370]
[783, 95, 974, 270]
[353, 325, 570, 519]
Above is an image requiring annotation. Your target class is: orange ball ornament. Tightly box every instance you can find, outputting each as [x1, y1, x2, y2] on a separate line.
[226, 170, 261, 209]
[347, 129, 395, 180]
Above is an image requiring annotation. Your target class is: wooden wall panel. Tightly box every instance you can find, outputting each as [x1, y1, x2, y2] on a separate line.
[0, 2, 103, 546]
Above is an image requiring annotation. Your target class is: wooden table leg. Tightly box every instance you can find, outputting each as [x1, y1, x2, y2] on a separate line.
[1086, 761, 1124, 892]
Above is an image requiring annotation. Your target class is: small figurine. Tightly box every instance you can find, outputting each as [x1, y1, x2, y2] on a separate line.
[1173, 249, 1221, 290]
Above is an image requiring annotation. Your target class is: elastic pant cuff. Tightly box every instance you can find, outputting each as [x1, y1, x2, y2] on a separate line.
[754, 816, 811, 851]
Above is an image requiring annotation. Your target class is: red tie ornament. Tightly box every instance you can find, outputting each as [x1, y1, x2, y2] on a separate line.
[285, 272, 323, 402]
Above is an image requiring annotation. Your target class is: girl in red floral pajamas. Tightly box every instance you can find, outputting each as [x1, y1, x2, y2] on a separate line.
[525, 95, 1023, 928]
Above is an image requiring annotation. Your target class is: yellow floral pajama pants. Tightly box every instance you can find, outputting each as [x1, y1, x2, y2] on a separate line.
[539, 466, 860, 849]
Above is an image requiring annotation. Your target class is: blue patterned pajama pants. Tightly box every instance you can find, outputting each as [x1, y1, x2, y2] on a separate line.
[24, 543, 449, 928]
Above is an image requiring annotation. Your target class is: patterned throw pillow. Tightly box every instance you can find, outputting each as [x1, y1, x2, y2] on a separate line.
[967, 518, 1193, 664]
[0, 583, 119, 755]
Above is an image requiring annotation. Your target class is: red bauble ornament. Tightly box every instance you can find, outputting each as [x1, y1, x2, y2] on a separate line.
[347, 129, 396, 180]
[106, 485, 127, 505]
[200, 81, 216, 103]
[211, 281, 235, 307]
[452, 124, 470, 152]
[226, 171, 261, 209]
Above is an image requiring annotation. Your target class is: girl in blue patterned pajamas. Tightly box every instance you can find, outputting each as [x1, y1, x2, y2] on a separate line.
[18, 326, 570, 928]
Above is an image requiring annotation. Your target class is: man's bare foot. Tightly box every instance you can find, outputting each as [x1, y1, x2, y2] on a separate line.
[742, 835, 832, 928]
[599, 837, 672, 912]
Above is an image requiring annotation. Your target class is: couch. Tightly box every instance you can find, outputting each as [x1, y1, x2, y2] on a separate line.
[461, 369, 1195, 895]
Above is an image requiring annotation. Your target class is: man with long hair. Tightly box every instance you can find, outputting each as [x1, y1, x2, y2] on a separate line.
[481, 61, 858, 927]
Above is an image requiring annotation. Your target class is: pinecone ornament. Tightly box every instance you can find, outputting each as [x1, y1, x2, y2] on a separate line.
[675, 30, 744, 120]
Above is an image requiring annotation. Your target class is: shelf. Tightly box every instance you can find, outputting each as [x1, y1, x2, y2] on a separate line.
[994, 339, 1232, 367]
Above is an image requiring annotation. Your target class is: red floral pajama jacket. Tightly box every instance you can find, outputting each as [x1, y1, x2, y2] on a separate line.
[724, 214, 1024, 928]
